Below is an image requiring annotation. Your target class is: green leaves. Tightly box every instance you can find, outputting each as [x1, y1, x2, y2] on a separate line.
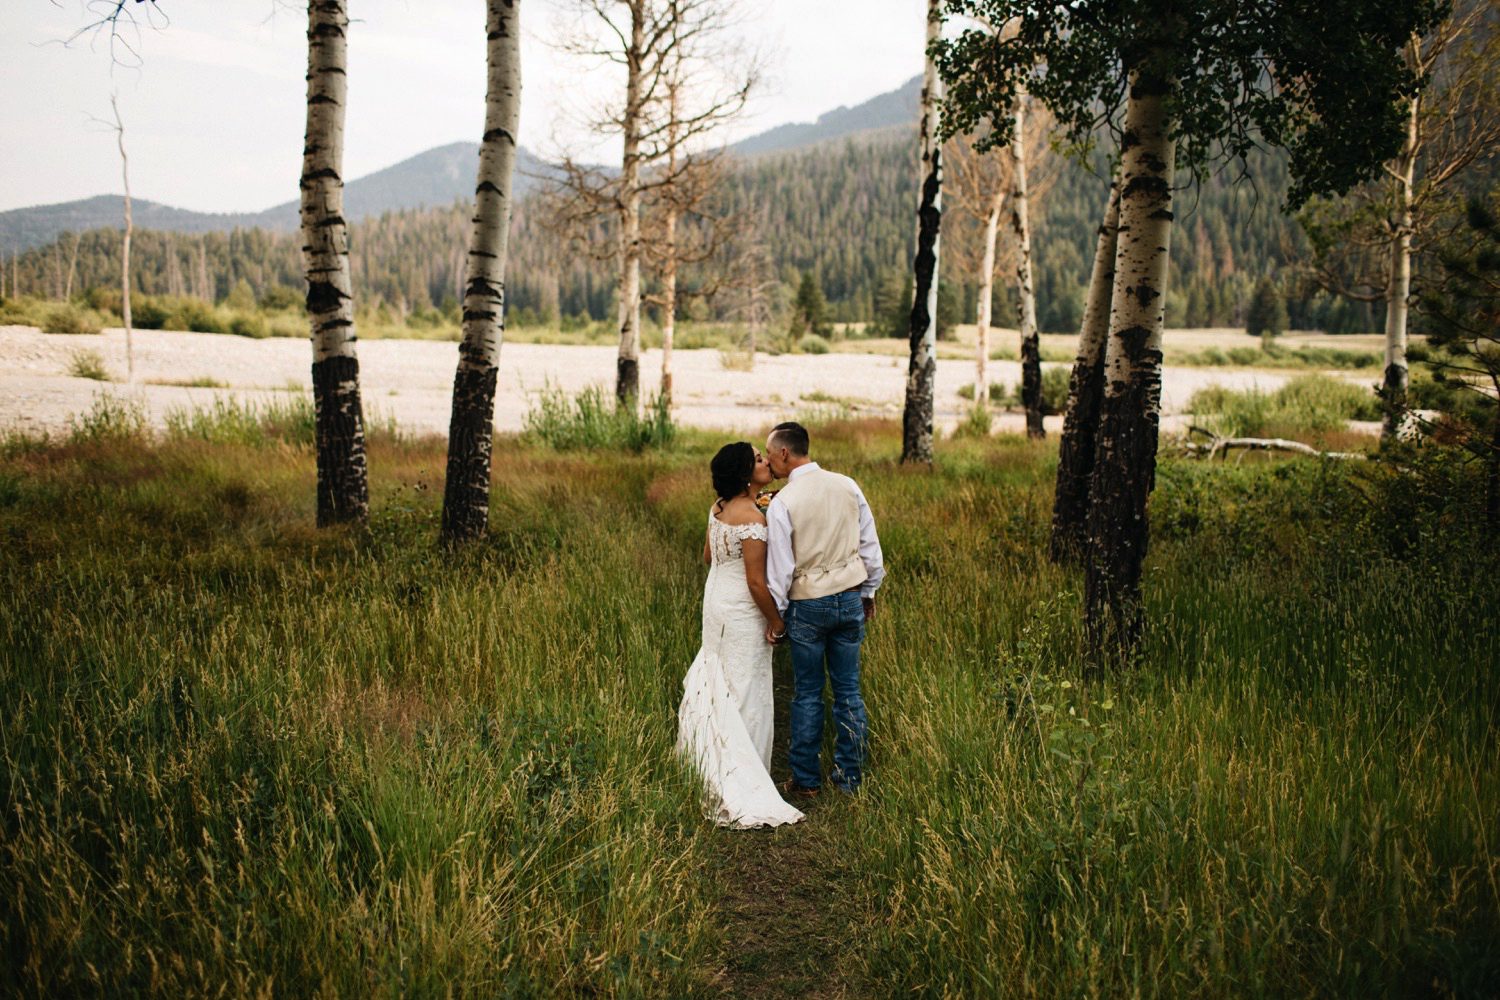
[938, 0, 1449, 203]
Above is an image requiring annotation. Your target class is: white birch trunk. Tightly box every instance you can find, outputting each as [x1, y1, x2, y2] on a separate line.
[442, 0, 522, 543]
[662, 206, 677, 407]
[1011, 92, 1042, 438]
[900, 0, 944, 464]
[974, 187, 1004, 410]
[114, 94, 134, 384]
[661, 80, 681, 409]
[615, 4, 646, 407]
[301, 0, 369, 526]
[1382, 42, 1420, 443]
[1085, 71, 1176, 651]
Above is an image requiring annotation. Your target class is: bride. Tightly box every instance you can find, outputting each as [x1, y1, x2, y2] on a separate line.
[676, 442, 805, 829]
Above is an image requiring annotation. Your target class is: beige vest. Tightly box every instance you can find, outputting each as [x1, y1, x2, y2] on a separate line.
[779, 467, 867, 601]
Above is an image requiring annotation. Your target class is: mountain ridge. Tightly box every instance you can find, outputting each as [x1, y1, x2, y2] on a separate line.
[0, 76, 923, 255]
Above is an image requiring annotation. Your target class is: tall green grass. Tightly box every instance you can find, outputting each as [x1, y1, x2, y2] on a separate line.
[524, 384, 676, 452]
[0, 418, 1493, 996]
[1188, 374, 1383, 438]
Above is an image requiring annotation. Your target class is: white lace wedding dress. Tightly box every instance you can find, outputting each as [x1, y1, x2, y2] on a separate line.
[676, 515, 805, 829]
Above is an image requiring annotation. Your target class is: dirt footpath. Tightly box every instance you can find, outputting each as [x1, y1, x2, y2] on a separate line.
[0, 325, 1338, 439]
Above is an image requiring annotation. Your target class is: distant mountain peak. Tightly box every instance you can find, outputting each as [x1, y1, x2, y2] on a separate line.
[729, 75, 921, 157]
[1, 77, 921, 254]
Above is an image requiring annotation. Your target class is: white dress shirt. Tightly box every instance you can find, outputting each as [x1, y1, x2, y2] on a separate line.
[766, 462, 886, 613]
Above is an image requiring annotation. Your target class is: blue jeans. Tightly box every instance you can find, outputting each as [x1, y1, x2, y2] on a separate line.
[786, 591, 868, 791]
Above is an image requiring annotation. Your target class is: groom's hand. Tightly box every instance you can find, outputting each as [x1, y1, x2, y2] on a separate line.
[765, 623, 785, 646]
[862, 597, 876, 622]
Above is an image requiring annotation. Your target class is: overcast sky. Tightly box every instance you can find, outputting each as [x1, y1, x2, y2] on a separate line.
[1, 0, 928, 214]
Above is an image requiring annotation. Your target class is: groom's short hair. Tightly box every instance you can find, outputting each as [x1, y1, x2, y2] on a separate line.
[769, 421, 809, 457]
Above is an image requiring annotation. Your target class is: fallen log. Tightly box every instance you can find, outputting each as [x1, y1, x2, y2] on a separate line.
[1180, 428, 1365, 462]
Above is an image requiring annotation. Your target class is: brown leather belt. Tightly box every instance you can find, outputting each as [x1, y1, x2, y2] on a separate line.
[842, 586, 862, 594]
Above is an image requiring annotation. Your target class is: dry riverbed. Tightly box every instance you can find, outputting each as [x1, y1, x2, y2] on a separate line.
[1, 325, 1365, 439]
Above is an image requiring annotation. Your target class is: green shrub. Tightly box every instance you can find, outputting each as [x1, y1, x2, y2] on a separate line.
[175, 299, 227, 333]
[259, 285, 304, 310]
[164, 395, 317, 447]
[67, 392, 147, 444]
[229, 313, 270, 339]
[43, 303, 103, 335]
[131, 296, 171, 330]
[1040, 365, 1070, 414]
[797, 334, 831, 355]
[1274, 373, 1381, 424]
[956, 382, 1010, 404]
[67, 349, 111, 381]
[952, 403, 993, 438]
[1188, 374, 1379, 437]
[524, 385, 675, 452]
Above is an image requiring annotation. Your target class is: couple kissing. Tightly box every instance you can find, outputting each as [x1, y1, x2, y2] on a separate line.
[675, 421, 885, 829]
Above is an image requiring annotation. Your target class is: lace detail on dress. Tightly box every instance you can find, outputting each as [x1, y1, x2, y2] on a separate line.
[709, 517, 768, 565]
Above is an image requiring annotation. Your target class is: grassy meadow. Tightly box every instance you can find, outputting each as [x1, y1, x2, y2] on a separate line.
[1, 399, 1496, 997]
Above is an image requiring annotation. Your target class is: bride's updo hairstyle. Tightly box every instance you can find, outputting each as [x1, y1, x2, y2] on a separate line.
[710, 442, 755, 508]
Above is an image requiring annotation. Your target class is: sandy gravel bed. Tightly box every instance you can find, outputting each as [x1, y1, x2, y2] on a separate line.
[1, 325, 1351, 440]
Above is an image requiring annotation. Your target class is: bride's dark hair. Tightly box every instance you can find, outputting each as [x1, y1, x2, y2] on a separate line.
[710, 442, 755, 509]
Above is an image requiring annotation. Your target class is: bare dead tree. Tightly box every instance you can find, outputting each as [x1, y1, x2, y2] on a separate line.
[719, 211, 776, 366]
[55, 0, 169, 68]
[547, 0, 756, 407]
[102, 93, 135, 382]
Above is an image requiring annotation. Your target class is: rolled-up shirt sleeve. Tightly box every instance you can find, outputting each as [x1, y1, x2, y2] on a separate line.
[766, 497, 796, 613]
[853, 483, 885, 599]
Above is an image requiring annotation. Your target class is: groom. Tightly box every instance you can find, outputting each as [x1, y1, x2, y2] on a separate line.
[763, 421, 885, 797]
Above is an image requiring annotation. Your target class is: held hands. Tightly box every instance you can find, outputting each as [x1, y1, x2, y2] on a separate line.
[765, 620, 787, 646]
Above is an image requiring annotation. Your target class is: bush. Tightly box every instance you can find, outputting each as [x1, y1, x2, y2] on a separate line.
[67, 349, 111, 381]
[956, 383, 1013, 405]
[1188, 374, 1379, 437]
[68, 392, 147, 444]
[952, 403, 993, 439]
[164, 395, 317, 447]
[229, 313, 270, 339]
[259, 285, 303, 311]
[43, 303, 103, 335]
[797, 334, 831, 355]
[1040, 365, 1070, 415]
[524, 385, 675, 452]
[131, 296, 172, 330]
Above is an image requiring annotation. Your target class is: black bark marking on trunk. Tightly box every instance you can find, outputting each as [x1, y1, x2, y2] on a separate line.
[481, 128, 516, 145]
[476, 180, 505, 196]
[311, 353, 369, 526]
[306, 280, 345, 315]
[1122, 175, 1170, 199]
[902, 162, 942, 464]
[442, 363, 500, 542]
[1020, 332, 1044, 439]
[1130, 284, 1160, 308]
[1148, 209, 1174, 221]
[1381, 361, 1408, 438]
[617, 355, 640, 405]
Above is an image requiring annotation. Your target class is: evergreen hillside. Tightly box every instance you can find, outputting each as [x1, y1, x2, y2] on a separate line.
[6, 125, 1376, 334]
